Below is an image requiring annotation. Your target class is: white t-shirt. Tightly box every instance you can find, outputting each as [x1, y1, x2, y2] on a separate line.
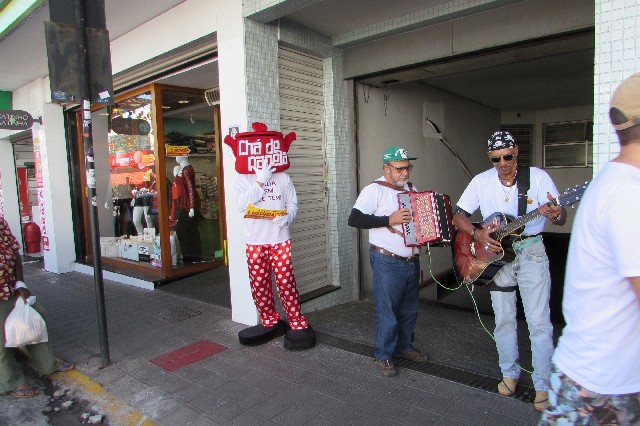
[235, 172, 297, 245]
[352, 177, 417, 258]
[456, 167, 559, 235]
[553, 162, 640, 394]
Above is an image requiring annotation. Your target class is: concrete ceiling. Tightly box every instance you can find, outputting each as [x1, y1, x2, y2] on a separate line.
[0, 0, 594, 112]
[280, 1, 594, 112]
[0, 0, 187, 91]
[354, 31, 595, 111]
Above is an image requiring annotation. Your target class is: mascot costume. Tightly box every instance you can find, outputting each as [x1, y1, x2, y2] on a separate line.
[224, 122, 316, 350]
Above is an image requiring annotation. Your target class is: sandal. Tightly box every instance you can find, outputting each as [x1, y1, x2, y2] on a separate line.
[498, 377, 518, 396]
[534, 390, 550, 411]
[10, 385, 39, 398]
[54, 361, 74, 373]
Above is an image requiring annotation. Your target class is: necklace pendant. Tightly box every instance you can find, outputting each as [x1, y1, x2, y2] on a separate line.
[504, 195, 509, 202]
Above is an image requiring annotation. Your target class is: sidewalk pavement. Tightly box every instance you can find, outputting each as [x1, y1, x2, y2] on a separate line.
[1, 261, 542, 425]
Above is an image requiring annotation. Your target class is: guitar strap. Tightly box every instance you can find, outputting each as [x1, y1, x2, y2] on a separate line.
[487, 166, 530, 293]
[516, 166, 530, 217]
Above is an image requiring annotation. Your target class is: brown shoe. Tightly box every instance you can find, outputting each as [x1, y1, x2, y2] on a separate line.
[498, 377, 518, 396]
[534, 390, 550, 411]
[375, 359, 397, 377]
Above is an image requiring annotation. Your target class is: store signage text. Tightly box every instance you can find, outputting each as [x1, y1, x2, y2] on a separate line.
[165, 145, 190, 156]
[238, 138, 288, 172]
[0, 109, 37, 130]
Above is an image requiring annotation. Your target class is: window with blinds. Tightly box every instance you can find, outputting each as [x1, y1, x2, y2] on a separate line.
[501, 124, 533, 167]
[543, 120, 593, 168]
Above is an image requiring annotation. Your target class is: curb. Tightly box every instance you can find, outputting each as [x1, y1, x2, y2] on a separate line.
[51, 369, 157, 426]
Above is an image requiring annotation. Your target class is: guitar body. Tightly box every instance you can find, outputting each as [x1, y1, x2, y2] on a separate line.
[452, 212, 518, 285]
[451, 182, 589, 286]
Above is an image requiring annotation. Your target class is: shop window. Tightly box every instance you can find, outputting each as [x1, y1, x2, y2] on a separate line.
[543, 120, 593, 168]
[79, 84, 224, 280]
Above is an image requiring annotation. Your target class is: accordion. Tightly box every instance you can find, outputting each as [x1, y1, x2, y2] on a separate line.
[397, 191, 454, 247]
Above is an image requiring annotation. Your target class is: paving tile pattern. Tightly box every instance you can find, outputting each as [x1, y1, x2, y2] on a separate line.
[23, 262, 542, 425]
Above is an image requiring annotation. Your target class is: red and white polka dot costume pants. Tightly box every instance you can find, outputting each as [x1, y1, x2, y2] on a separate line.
[246, 240, 308, 330]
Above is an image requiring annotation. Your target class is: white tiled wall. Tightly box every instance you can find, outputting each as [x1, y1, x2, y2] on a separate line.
[594, 0, 640, 174]
[244, 20, 281, 130]
[277, 20, 356, 311]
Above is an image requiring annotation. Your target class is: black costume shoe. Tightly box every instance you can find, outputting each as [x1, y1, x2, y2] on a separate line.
[238, 320, 287, 346]
[283, 325, 316, 351]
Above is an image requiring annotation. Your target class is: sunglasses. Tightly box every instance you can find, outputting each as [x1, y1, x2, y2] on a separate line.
[490, 154, 515, 163]
[386, 164, 413, 173]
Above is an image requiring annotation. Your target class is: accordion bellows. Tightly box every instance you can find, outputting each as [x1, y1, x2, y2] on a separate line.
[398, 191, 454, 247]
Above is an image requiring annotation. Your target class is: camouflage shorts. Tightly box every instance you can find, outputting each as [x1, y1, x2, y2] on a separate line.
[539, 365, 640, 425]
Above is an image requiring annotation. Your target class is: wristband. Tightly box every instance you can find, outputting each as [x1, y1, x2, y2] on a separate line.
[550, 214, 562, 223]
[14, 281, 28, 290]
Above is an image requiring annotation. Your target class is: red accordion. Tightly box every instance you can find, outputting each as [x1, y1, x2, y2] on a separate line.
[397, 191, 454, 247]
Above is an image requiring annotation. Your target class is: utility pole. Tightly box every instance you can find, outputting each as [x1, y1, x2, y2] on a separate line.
[45, 0, 113, 367]
[74, 0, 110, 367]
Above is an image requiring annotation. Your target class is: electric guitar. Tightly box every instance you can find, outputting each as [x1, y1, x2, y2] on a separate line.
[452, 182, 589, 286]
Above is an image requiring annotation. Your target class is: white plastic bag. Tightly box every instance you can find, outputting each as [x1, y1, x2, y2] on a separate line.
[4, 298, 48, 347]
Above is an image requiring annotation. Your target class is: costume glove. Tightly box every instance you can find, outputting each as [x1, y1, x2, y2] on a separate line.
[272, 215, 288, 228]
[255, 163, 275, 184]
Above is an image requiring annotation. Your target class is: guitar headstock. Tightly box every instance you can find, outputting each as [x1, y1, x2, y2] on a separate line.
[555, 181, 590, 207]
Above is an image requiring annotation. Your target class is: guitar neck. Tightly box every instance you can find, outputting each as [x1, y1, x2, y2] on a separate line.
[493, 208, 544, 239]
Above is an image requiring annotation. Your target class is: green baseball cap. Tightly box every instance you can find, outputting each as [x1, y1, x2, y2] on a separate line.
[382, 146, 417, 163]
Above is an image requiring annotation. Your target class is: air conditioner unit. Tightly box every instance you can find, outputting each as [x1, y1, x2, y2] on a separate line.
[204, 87, 220, 106]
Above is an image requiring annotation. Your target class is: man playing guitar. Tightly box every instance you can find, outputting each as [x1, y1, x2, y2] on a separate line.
[451, 131, 566, 411]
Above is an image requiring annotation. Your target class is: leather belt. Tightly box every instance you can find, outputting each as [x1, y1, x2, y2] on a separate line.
[519, 233, 540, 240]
[370, 244, 419, 262]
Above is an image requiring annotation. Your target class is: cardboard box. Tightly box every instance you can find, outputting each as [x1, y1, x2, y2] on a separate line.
[100, 237, 120, 257]
[118, 239, 155, 262]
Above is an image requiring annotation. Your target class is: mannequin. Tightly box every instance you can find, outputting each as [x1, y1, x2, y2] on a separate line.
[104, 177, 134, 237]
[169, 165, 182, 227]
[131, 171, 156, 235]
[174, 156, 201, 262]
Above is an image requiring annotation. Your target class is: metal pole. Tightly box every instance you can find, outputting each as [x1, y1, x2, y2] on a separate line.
[75, 0, 110, 367]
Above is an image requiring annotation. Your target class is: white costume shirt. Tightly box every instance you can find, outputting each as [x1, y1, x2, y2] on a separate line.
[352, 177, 417, 258]
[553, 162, 640, 394]
[456, 167, 559, 235]
[236, 172, 297, 245]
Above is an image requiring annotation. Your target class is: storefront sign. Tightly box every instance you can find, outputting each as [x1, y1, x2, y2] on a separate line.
[109, 149, 154, 168]
[0, 109, 37, 130]
[111, 117, 151, 135]
[17, 167, 30, 223]
[33, 126, 49, 251]
[165, 145, 190, 157]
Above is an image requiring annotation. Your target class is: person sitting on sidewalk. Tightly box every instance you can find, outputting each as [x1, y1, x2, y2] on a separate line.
[0, 216, 73, 398]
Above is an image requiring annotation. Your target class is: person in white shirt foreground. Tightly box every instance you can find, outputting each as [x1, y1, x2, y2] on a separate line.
[539, 73, 640, 425]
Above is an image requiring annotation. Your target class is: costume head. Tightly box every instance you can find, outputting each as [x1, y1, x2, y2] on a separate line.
[610, 72, 640, 131]
[487, 131, 516, 152]
[223, 122, 296, 174]
[382, 145, 417, 163]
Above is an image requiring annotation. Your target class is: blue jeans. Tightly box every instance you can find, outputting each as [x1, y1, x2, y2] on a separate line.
[490, 238, 554, 391]
[370, 248, 420, 361]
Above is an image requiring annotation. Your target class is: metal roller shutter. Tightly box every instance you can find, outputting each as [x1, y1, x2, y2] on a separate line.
[278, 47, 332, 295]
